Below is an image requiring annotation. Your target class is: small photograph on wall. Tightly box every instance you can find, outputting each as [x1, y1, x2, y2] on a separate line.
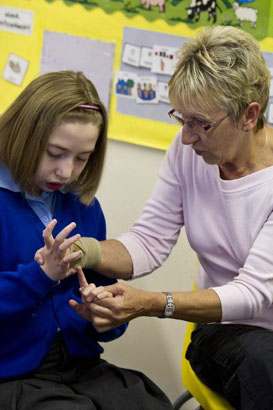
[136, 76, 158, 104]
[139, 46, 153, 69]
[151, 45, 179, 76]
[2, 53, 29, 86]
[122, 43, 141, 67]
[157, 81, 169, 104]
[114, 71, 138, 98]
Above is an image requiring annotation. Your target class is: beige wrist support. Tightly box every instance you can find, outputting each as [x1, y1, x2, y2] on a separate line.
[70, 237, 101, 269]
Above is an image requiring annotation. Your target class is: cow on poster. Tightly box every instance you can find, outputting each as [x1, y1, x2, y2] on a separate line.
[136, 76, 158, 104]
[114, 70, 138, 98]
[151, 45, 179, 76]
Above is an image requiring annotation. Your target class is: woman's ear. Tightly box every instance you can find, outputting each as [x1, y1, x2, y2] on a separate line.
[242, 102, 260, 132]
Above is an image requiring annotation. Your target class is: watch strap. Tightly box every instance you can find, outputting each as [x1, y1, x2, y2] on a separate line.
[162, 291, 175, 318]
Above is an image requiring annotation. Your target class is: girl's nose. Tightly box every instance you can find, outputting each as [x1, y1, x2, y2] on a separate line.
[55, 159, 73, 181]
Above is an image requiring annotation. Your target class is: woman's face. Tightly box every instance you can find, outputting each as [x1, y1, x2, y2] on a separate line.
[35, 121, 99, 192]
[176, 104, 243, 167]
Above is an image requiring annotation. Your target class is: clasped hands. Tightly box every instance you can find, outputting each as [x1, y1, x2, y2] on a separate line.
[34, 219, 143, 332]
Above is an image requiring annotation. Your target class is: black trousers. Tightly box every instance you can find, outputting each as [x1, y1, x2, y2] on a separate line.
[186, 323, 273, 410]
[0, 333, 172, 410]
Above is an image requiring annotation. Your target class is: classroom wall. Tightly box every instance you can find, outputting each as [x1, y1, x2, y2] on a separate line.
[97, 138, 198, 405]
[2, 1, 273, 407]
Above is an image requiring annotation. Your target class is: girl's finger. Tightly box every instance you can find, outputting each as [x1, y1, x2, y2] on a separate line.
[95, 291, 113, 300]
[77, 267, 89, 288]
[62, 250, 83, 264]
[58, 234, 81, 253]
[42, 219, 57, 249]
[53, 222, 77, 249]
[34, 249, 44, 265]
[81, 283, 96, 298]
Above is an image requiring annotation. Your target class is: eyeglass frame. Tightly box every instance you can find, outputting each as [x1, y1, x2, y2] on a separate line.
[168, 109, 229, 132]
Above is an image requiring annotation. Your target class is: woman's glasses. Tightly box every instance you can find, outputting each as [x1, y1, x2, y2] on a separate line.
[168, 109, 229, 132]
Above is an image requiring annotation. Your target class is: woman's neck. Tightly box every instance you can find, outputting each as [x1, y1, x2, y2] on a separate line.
[219, 127, 271, 180]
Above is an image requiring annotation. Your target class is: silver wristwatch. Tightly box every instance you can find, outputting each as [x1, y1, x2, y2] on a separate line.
[162, 292, 175, 318]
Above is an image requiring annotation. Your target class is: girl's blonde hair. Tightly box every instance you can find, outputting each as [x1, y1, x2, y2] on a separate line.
[0, 70, 108, 205]
[169, 26, 270, 131]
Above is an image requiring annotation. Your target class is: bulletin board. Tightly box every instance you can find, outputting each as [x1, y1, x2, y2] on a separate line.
[0, 0, 273, 151]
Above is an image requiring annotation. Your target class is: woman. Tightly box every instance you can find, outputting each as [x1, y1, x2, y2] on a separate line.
[38, 27, 273, 409]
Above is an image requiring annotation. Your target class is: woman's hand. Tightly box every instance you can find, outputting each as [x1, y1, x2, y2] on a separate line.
[70, 279, 153, 332]
[35, 219, 83, 282]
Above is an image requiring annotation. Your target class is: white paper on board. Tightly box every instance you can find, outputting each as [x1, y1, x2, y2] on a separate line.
[2, 53, 29, 85]
[0, 5, 33, 35]
[122, 43, 141, 67]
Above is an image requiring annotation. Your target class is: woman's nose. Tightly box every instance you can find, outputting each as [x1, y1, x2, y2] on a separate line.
[181, 124, 200, 145]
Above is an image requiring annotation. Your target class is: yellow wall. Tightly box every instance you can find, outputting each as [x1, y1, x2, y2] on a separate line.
[1, 0, 273, 150]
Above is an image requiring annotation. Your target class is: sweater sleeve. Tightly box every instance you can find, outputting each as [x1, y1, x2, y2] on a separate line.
[118, 133, 185, 277]
[0, 262, 58, 318]
[213, 211, 273, 321]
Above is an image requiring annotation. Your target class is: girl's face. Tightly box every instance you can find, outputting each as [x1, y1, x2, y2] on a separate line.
[35, 121, 99, 192]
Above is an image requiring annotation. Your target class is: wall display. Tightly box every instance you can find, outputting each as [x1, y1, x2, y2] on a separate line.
[0, 0, 273, 150]
[117, 26, 184, 124]
[44, 0, 272, 41]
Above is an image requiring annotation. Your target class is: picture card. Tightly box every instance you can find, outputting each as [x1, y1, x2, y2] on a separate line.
[2, 53, 29, 85]
[157, 81, 169, 104]
[122, 43, 141, 67]
[114, 70, 138, 98]
[151, 45, 179, 76]
[136, 76, 158, 104]
[139, 46, 153, 69]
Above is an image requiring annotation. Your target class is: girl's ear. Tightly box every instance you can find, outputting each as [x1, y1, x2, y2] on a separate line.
[242, 102, 260, 132]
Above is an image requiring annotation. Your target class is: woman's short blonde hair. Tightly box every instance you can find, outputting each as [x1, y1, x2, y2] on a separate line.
[0, 70, 108, 205]
[169, 26, 271, 130]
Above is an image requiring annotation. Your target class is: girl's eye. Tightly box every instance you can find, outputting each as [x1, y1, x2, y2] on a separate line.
[47, 150, 62, 158]
[77, 157, 89, 162]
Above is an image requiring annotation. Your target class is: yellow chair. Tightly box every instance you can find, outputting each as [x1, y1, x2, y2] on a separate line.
[172, 320, 234, 410]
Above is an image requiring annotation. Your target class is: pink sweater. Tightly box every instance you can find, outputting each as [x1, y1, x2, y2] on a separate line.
[118, 131, 273, 330]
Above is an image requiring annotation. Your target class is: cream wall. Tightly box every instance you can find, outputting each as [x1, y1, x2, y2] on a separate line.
[97, 138, 198, 407]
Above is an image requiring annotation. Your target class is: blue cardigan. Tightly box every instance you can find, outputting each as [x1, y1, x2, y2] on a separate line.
[0, 188, 127, 378]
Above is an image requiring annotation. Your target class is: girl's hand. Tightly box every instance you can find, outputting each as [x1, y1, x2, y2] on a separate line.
[37, 219, 83, 282]
[69, 268, 113, 323]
